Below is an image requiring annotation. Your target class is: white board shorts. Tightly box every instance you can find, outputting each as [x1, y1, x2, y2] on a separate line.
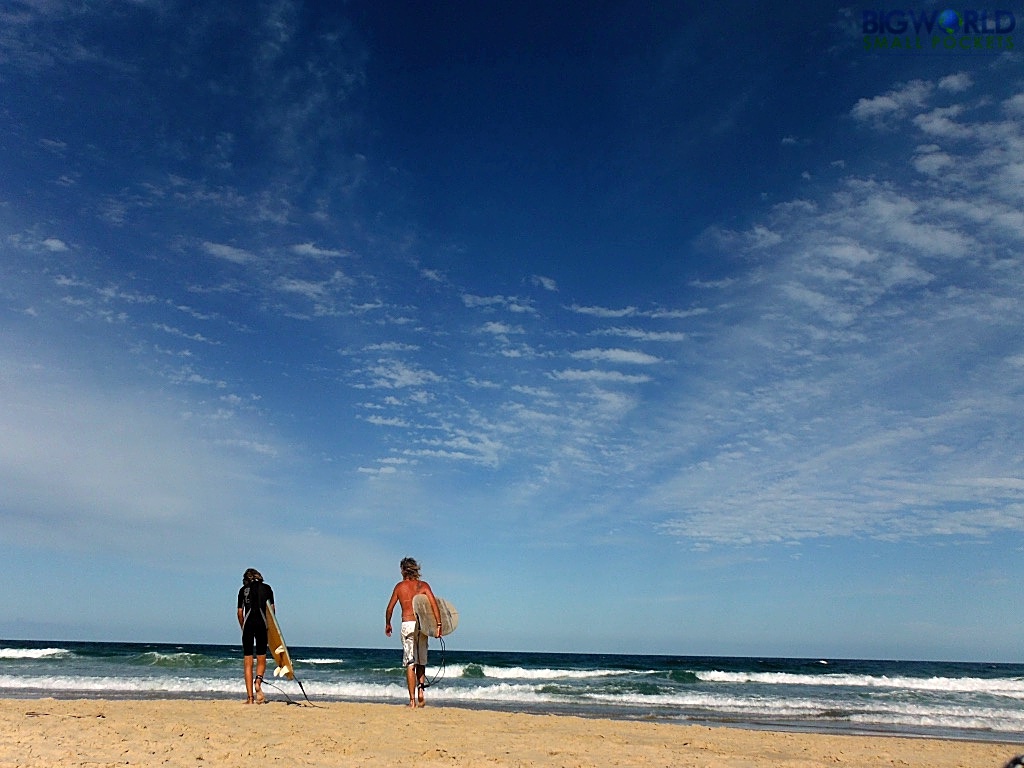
[401, 621, 428, 666]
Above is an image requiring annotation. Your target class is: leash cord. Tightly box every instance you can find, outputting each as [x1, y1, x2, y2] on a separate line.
[422, 635, 446, 688]
[260, 676, 322, 707]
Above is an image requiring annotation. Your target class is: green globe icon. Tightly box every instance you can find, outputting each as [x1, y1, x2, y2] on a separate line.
[937, 9, 962, 34]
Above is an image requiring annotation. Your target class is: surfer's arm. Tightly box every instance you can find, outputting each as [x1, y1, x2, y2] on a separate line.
[424, 586, 443, 637]
[237, 608, 244, 629]
[384, 586, 399, 636]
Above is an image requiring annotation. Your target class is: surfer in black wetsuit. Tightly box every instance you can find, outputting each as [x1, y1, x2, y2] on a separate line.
[237, 568, 275, 704]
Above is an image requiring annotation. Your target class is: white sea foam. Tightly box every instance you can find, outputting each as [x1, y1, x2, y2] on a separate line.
[135, 651, 221, 667]
[0, 648, 70, 660]
[585, 688, 1024, 732]
[3, 647, 1022, 740]
[0, 674, 412, 703]
[697, 671, 1024, 698]
[1, 671, 1021, 735]
[454, 665, 634, 680]
[0, 674, 239, 695]
[448, 683, 557, 703]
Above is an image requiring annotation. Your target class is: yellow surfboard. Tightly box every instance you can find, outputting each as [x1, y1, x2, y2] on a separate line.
[265, 608, 294, 680]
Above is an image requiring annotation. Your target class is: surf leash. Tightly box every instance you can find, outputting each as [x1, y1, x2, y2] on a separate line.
[295, 678, 320, 707]
[258, 673, 322, 707]
[422, 635, 447, 689]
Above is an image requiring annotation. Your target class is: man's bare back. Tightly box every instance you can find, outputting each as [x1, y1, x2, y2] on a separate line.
[386, 577, 441, 629]
[392, 578, 433, 620]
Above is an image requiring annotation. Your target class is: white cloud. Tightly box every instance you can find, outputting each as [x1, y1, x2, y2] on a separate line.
[568, 304, 637, 318]
[365, 414, 410, 427]
[203, 241, 255, 264]
[273, 270, 353, 316]
[462, 293, 507, 308]
[364, 342, 419, 352]
[850, 79, 932, 126]
[215, 438, 278, 457]
[481, 321, 523, 336]
[462, 293, 536, 314]
[401, 426, 504, 466]
[913, 146, 955, 176]
[571, 348, 662, 365]
[420, 268, 445, 283]
[531, 274, 558, 291]
[290, 242, 347, 258]
[366, 359, 441, 389]
[152, 323, 219, 344]
[358, 465, 397, 475]
[645, 75, 1024, 547]
[747, 225, 783, 249]
[0, 359, 274, 555]
[597, 327, 687, 342]
[938, 72, 973, 93]
[1004, 92, 1024, 117]
[647, 307, 709, 319]
[550, 369, 651, 384]
[913, 105, 973, 139]
[42, 237, 69, 252]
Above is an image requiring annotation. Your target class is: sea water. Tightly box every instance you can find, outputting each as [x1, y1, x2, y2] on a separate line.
[2, 640, 1022, 743]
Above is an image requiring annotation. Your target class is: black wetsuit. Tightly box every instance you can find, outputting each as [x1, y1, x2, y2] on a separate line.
[237, 581, 274, 656]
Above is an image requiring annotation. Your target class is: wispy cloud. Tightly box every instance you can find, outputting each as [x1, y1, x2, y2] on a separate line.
[0, 360, 275, 555]
[597, 327, 687, 342]
[850, 79, 933, 128]
[365, 360, 442, 389]
[550, 369, 652, 384]
[481, 321, 523, 336]
[568, 303, 638, 318]
[571, 348, 663, 365]
[274, 271, 352, 316]
[153, 323, 220, 345]
[463, 293, 537, 314]
[290, 242, 348, 259]
[203, 241, 256, 265]
[649, 74, 1024, 547]
[531, 274, 558, 291]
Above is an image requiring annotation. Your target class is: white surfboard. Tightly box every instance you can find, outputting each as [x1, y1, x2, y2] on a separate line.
[412, 594, 459, 638]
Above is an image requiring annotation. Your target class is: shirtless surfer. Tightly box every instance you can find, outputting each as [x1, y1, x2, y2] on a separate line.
[385, 557, 443, 708]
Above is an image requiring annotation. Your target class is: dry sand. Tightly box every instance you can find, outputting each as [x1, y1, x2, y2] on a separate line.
[0, 698, 1020, 768]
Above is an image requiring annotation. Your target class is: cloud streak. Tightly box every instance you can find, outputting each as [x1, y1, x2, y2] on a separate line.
[648, 75, 1024, 546]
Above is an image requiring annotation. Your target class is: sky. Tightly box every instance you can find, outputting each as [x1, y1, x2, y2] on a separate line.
[1, 1, 1022, 661]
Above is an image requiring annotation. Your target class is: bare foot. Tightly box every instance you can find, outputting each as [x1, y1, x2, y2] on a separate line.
[417, 685, 426, 707]
[254, 675, 266, 704]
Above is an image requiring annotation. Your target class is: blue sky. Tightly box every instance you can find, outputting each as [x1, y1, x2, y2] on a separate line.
[2, 2, 1022, 661]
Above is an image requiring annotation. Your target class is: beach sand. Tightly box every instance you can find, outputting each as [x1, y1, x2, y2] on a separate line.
[0, 698, 1020, 768]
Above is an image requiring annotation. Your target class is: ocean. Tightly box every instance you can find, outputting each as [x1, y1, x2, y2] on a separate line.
[2, 640, 1022, 743]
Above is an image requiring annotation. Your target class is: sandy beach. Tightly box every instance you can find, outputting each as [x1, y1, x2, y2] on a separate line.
[0, 698, 1020, 768]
